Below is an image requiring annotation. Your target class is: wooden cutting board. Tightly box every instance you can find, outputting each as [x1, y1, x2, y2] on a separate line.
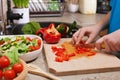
[44, 38, 120, 76]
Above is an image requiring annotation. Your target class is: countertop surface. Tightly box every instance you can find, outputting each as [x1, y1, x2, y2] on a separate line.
[25, 12, 120, 80]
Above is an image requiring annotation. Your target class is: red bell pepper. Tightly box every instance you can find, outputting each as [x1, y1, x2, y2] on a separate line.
[36, 27, 48, 36]
[36, 23, 61, 44]
[43, 23, 61, 43]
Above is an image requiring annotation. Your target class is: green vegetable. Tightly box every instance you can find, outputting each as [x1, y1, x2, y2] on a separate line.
[67, 21, 77, 35]
[0, 36, 40, 66]
[22, 22, 41, 34]
[4, 47, 19, 66]
[56, 24, 69, 33]
[48, 0, 59, 11]
[13, 0, 29, 8]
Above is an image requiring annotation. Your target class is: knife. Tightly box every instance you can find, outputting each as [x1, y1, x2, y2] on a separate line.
[79, 42, 105, 49]
[78, 36, 105, 49]
[83, 43, 120, 58]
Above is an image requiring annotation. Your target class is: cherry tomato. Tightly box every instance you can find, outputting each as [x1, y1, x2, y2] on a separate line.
[0, 41, 5, 45]
[26, 37, 32, 41]
[0, 56, 10, 68]
[37, 39, 41, 46]
[29, 46, 35, 51]
[3, 69, 16, 80]
[12, 63, 23, 73]
[34, 45, 40, 50]
[0, 69, 3, 79]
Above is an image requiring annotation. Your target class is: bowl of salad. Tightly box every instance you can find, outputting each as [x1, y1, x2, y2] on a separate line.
[0, 35, 43, 62]
[0, 51, 28, 80]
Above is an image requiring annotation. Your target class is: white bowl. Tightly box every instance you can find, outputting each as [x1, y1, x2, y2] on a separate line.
[68, 4, 79, 13]
[19, 35, 43, 62]
[0, 35, 43, 62]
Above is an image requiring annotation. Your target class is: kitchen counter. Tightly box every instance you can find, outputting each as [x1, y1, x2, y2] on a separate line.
[25, 12, 120, 80]
[30, 12, 105, 27]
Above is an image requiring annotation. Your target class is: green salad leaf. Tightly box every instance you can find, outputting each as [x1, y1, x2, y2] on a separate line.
[4, 47, 19, 66]
[22, 21, 41, 34]
[67, 21, 77, 35]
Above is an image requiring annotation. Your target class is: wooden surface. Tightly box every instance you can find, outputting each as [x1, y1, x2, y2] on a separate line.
[44, 38, 120, 76]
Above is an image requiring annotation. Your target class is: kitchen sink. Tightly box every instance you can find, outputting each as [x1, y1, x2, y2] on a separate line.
[11, 22, 81, 38]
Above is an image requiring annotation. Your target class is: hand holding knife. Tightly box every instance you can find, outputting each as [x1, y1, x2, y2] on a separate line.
[74, 36, 120, 58]
[74, 36, 105, 49]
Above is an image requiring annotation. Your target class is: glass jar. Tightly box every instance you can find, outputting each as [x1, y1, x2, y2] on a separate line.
[79, 0, 97, 14]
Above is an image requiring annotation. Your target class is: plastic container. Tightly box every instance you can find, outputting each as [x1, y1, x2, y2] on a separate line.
[79, 0, 97, 14]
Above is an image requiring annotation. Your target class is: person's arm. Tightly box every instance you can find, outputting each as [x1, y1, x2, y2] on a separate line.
[96, 12, 110, 31]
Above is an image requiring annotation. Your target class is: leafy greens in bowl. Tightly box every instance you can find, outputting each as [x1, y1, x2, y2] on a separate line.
[0, 35, 43, 62]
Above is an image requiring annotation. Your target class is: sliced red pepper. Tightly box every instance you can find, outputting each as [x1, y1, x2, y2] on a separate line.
[51, 46, 58, 52]
[62, 54, 69, 61]
[55, 56, 63, 62]
[52, 42, 96, 62]
[68, 53, 76, 57]
[43, 23, 61, 43]
[87, 52, 96, 56]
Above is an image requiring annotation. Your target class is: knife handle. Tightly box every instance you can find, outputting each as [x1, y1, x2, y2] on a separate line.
[101, 43, 105, 49]
[112, 51, 120, 58]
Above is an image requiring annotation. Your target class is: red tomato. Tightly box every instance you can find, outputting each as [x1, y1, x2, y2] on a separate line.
[26, 37, 32, 41]
[12, 63, 23, 73]
[0, 56, 10, 68]
[0, 41, 5, 45]
[29, 46, 35, 51]
[37, 39, 41, 46]
[3, 69, 16, 80]
[0, 69, 3, 79]
[34, 45, 40, 50]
